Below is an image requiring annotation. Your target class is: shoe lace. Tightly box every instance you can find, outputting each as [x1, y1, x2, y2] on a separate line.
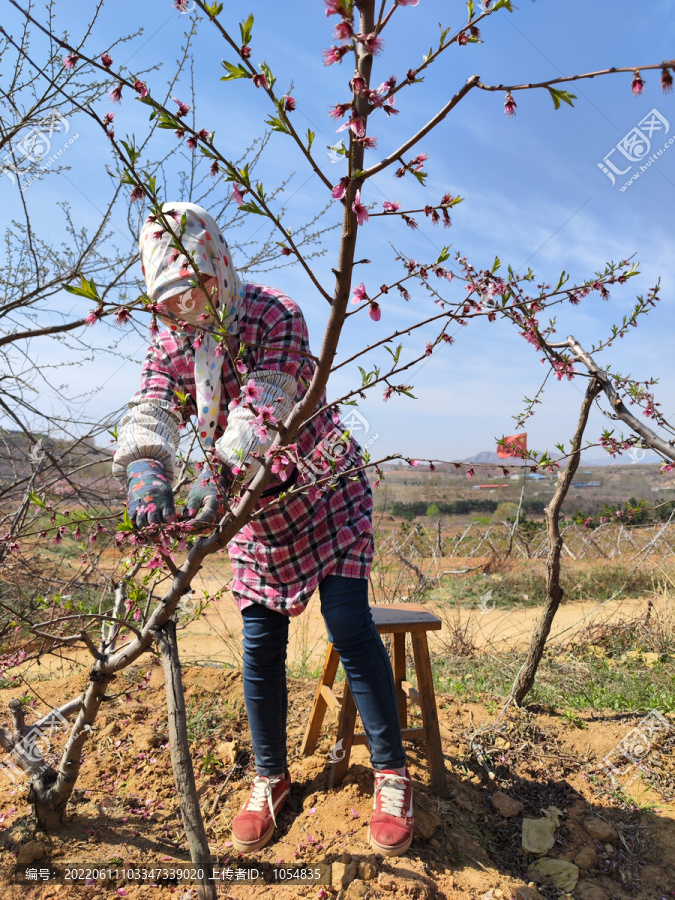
[374, 773, 407, 818]
[246, 774, 283, 826]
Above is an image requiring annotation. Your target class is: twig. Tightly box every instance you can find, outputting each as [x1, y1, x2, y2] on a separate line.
[208, 750, 246, 817]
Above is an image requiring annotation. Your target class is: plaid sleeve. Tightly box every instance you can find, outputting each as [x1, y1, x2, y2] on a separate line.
[136, 336, 198, 419]
[246, 287, 315, 389]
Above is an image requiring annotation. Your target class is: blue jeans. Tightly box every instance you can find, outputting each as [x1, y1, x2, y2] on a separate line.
[241, 574, 407, 776]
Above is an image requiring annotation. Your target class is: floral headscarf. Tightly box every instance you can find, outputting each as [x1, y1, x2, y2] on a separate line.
[139, 202, 246, 449]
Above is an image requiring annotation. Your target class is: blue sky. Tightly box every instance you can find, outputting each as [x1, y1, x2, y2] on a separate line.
[3, 0, 675, 464]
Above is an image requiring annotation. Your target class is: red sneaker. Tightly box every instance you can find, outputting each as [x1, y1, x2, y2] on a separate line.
[368, 767, 414, 856]
[231, 770, 291, 852]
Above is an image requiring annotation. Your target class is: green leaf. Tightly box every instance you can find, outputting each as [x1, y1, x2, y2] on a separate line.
[239, 13, 254, 45]
[138, 95, 159, 110]
[265, 115, 289, 134]
[238, 200, 264, 215]
[384, 343, 403, 364]
[259, 61, 275, 89]
[204, 2, 223, 17]
[422, 46, 434, 63]
[436, 246, 451, 265]
[555, 270, 569, 291]
[491, 255, 501, 273]
[108, 426, 118, 441]
[491, 0, 514, 11]
[547, 87, 577, 110]
[221, 61, 252, 81]
[358, 366, 379, 386]
[156, 111, 182, 130]
[198, 144, 217, 159]
[307, 128, 315, 151]
[120, 138, 140, 165]
[327, 141, 347, 160]
[29, 490, 46, 508]
[64, 276, 99, 301]
[467, 0, 474, 21]
[116, 509, 135, 533]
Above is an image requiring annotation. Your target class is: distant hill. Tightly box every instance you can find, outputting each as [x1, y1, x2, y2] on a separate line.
[0, 428, 112, 484]
[464, 449, 663, 467]
[463, 451, 528, 466]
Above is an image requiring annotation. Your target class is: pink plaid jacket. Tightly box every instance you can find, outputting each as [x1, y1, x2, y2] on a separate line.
[129, 282, 373, 616]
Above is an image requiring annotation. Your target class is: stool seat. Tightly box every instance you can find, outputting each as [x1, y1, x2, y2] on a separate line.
[370, 605, 443, 632]
[300, 602, 448, 797]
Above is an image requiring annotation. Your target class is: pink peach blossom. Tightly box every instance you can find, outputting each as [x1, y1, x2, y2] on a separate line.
[352, 190, 369, 225]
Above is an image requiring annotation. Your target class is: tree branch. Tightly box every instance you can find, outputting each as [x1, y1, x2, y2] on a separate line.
[548, 335, 675, 462]
[362, 75, 480, 179]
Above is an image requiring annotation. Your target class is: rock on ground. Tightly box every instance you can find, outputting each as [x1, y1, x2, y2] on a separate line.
[573, 881, 610, 900]
[582, 816, 618, 844]
[574, 846, 598, 870]
[490, 790, 524, 818]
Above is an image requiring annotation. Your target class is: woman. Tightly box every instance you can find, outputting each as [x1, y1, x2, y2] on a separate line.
[112, 201, 414, 856]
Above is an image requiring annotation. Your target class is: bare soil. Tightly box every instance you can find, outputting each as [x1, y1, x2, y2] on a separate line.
[0, 662, 673, 900]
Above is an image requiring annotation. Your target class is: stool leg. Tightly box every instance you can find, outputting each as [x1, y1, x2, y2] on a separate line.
[328, 678, 358, 789]
[391, 632, 408, 729]
[411, 632, 449, 797]
[301, 644, 340, 757]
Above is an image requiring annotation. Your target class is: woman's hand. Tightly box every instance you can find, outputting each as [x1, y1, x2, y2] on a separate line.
[126, 459, 176, 528]
[182, 465, 233, 531]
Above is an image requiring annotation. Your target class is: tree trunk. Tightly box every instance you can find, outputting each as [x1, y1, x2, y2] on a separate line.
[156, 619, 216, 900]
[510, 378, 601, 705]
[25, 669, 116, 830]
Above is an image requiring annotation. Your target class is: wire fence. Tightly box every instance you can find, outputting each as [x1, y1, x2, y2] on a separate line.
[380, 520, 675, 562]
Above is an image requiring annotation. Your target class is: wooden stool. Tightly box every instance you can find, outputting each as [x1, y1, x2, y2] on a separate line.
[300, 603, 448, 797]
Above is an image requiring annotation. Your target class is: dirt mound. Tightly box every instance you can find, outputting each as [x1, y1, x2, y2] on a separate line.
[0, 664, 672, 899]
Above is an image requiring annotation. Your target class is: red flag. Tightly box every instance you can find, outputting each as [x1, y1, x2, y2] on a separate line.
[497, 433, 527, 459]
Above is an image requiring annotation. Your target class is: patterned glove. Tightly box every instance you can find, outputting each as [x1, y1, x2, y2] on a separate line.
[126, 459, 176, 528]
[182, 464, 234, 531]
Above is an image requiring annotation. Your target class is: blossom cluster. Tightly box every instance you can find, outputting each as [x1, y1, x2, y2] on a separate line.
[322, 0, 385, 67]
[632, 66, 675, 95]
